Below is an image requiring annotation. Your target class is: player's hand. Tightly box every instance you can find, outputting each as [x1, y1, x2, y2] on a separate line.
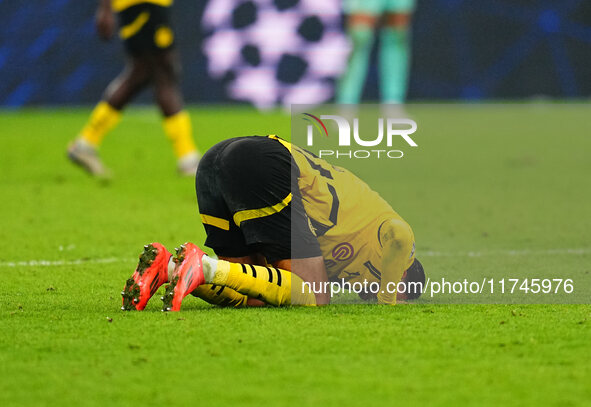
[358, 291, 377, 301]
[95, 8, 115, 40]
[377, 293, 408, 305]
[377, 292, 396, 305]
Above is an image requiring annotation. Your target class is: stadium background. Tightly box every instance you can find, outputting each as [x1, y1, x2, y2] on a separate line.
[1, 0, 591, 108]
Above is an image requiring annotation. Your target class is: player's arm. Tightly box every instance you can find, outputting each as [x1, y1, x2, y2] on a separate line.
[96, 0, 116, 40]
[274, 257, 330, 305]
[376, 219, 415, 305]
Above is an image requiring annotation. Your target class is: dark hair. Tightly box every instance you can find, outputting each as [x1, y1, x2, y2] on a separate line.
[402, 258, 425, 300]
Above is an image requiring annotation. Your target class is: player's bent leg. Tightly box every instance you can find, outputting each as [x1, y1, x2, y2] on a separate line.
[379, 12, 412, 104]
[122, 243, 173, 311]
[336, 14, 378, 104]
[161, 242, 316, 310]
[208, 259, 316, 307]
[377, 218, 415, 304]
[191, 284, 248, 308]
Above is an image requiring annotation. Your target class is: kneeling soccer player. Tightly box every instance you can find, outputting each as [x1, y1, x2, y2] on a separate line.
[121, 135, 425, 311]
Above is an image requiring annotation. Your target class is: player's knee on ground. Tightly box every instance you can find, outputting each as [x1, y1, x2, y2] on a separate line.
[191, 284, 248, 308]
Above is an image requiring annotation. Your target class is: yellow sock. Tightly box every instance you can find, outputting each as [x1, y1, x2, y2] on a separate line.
[191, 284, 248, 308]
[163, 111, 198, 158]
[80, 101, 122, 147]
[212, 260, 316, 306]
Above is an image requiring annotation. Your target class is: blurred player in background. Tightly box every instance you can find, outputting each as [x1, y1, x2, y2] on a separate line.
[68, 0, 200, 177]
[337, 0, 415, 104]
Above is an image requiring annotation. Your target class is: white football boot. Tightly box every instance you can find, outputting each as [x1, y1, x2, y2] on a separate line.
[177, 151, 201, 177]
[67, 138, 111, 178]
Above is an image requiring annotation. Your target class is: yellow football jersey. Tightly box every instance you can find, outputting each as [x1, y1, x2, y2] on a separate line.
[111, 0, 173, 12]
[269, 136, 415, 284]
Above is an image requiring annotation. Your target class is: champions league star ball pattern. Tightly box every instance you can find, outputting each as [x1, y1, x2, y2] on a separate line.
[202, 0, 350, 109]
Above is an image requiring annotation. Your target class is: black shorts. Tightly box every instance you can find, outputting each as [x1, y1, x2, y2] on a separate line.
[117, 3, 175, 56]
[195, 136, 321, 263]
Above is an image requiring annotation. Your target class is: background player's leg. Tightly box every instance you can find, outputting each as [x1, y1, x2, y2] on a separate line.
[104, 56, 152, 110]
[336, 14, 378, 104]
[151, 50, 200, 175]
[151, 50, 183, 116]
[80, 56, 151, 148]
[68, 57, 151, 176]
[379, 9, 413, 103]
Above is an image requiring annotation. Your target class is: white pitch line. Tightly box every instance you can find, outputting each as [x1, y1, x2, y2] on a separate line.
[0, 257, 134, 268]
[0, 248, 589, 268]
[420, 248, 591, 257]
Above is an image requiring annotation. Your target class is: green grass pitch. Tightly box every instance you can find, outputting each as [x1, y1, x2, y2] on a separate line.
[0, 105, 589, 406]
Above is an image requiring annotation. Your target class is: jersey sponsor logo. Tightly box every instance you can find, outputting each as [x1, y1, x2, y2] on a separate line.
[332, 242, 354, 261]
